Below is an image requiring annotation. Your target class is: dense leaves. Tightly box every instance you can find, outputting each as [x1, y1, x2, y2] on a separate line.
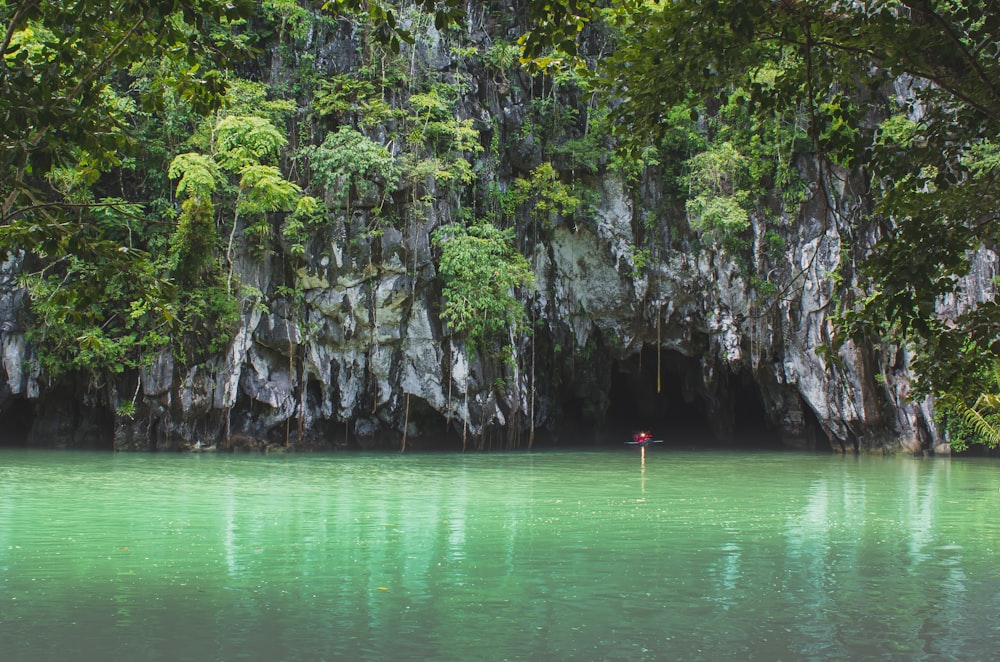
[433, 222, 535, 354]
[1, 0, 254, 375]
[1, 1, 252, 220]
[4, 0, 998, 450]
[567, 0, 998, 446]
[308, 127, 398, 209]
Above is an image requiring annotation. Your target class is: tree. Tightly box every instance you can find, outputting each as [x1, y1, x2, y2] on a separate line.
[433, 220, 535, 448]
[0, 0, 253, 374]
[433, 221, 535, 355]
[170, 112, 315, 297]
[527, 0, 1000, 445]
[307, 126, 398, 211]
[1, 1, 252, 233]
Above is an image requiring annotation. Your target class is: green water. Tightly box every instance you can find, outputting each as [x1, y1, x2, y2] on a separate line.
[1, 449, 997, 661]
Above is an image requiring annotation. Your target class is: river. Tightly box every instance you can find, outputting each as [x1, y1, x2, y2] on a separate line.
[1, 448, 997, 660]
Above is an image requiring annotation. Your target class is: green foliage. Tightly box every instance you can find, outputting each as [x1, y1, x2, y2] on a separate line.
[308, 127, 398, 209]
[400, 82, 483, 190]
[168, 153, 221, 199]
[514, 162, 582, 217]
[215, 115, 288, 171]
[222, 79, 297, 125]
[169, 197, 219, 281]
[628, 245, 651, 280]
[967, 140, 1000, 177]
[763, 230, 785, 259]
[684, 140, 749, 198]
[262, 0, 312, 42]
[23, 252, 174, 377]
[238, 165, 301, 215]
[963, 403, 1000, 450]
[312, 74, 377, 119]
[509, 162, 583, 233]
[0, 1, 251, 211]
[159, 105, 306, 358]
[686, 196, 749, 247]
[876, 115, 919, 153]
[116, 400, 137, 419]
[750, 275, 779, 300]
[0, 1, 257, 380]
[408, 84, 480, 154]
[175, 283, 241, 360]
[169, 112, 304, 262]
[519, 0, 594, 58]
[433, 222, 535, 353]
[282, 195, 325, 258]
[484, 40, 521, 74]
[934, 360, 1000, 451]
[237, 164, 302, 255]
[682, 142, 753, 253]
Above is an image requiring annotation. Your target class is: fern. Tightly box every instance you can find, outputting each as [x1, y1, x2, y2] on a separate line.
[238, 165, 301, 215]
[961, 406, 1000, 448]
[168, 153, 220, 199]
[957, 362, 1000, 449]
[215, 115, 288, 171]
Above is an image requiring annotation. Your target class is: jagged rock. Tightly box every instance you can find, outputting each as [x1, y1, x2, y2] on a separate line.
[180, 365, 216, 420]
[3, 12, 982, 455]
[3, 333, 27, 396]
[255, 313, 303, 351]
[141, 350, 174, 397]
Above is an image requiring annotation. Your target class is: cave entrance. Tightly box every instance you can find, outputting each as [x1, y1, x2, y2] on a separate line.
[397, 395, 464, 451]
[727, 368, 782, 449]
[605, 348, 780, 449]
[0, 398, 34, 447]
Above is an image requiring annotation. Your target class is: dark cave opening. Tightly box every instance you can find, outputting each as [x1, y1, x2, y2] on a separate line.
[606, 352, 710, 443]
[727, 369, 783, 449]
[401, 396, 463, 450]
[602, 348, 781, 449]
[0, 398, 34, 447]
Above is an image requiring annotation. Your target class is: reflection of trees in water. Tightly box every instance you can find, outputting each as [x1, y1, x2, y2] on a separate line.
[8, 453, 996, 658]
[782, 458, 995, 659]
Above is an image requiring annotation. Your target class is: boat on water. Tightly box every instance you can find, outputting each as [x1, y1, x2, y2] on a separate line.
[626, 431, 663, 448]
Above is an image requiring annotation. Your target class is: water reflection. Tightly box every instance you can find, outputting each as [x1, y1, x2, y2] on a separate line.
[1, 450, 998, 660]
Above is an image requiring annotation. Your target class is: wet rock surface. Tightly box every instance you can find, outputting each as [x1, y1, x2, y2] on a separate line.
[1, 13, 983, 454]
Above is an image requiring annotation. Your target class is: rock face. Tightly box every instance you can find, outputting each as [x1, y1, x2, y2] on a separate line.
[0, 9, 977, 453]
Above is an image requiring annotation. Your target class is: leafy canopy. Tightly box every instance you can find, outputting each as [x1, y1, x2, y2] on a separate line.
[0, 0, 253, 375]
[433, 222, 535, 353]
[538, 1, 997, 411]
[308, 126, 399, 209]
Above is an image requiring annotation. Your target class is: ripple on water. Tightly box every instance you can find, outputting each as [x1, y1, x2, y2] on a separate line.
[1, 449, 999, 659]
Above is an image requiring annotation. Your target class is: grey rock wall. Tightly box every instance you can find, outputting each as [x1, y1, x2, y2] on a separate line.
[0, 8, 978, 454]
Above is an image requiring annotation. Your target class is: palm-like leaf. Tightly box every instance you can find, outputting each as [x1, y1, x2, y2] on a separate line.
[962, 406, 1000, 448]
[960, 361, 1000, 449]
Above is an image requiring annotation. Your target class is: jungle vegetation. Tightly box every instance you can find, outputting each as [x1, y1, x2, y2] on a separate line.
[1, 0, 998, 449]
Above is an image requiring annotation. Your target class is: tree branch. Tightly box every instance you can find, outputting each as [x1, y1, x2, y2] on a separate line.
[0, 0, 40, 58]
[903, 0, 1000, 108]
[67, 9, 151, 103]
[1, 200, 151, 226]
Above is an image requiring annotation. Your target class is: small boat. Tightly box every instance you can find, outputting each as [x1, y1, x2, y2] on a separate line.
[626, 431, 663, 448]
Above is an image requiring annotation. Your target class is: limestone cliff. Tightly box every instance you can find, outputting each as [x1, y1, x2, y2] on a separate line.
[0, 5, 982, 453]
